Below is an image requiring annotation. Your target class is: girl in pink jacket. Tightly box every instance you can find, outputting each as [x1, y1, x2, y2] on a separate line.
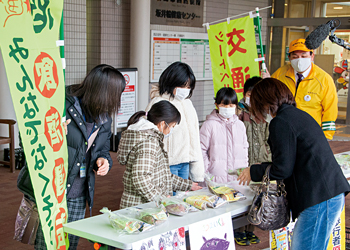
[200, 87, 258, 246]
[200, 87, 249, 184]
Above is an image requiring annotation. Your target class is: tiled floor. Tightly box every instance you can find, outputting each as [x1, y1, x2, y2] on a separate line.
[1, 141, 350, 250]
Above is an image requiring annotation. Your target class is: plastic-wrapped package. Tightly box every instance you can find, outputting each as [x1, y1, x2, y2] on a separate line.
[208, 185, 246, 202]
[160, 197, 190, 216]
[204, 173, 246, 202]
[100, 207, 154, 234]
[179, 189, 227, 210]
[183, 195, 209, 210]
[134, 205, 168, 225]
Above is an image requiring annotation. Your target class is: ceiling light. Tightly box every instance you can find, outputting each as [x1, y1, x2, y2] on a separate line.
[333, 6, 343, 9]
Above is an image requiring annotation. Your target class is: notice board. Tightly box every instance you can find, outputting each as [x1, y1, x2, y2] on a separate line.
[114, 68, 138, 130]
[150, 30, 212, 82]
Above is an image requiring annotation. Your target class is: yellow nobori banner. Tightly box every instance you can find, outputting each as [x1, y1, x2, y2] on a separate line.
[0, 1, 68, 249]
[208, 15, 259, 100]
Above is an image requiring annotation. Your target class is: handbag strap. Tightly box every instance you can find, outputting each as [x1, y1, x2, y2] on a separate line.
[260, 165, 286, 196]
[261, 165, 271, 190]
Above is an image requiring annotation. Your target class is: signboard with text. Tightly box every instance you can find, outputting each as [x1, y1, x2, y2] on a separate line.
[207, 16, 260, 100]
[151, 0, 203, 27]
[0, 1, 68, 249]
[114, 68, 137, 129]
[150, 30, 211, 82]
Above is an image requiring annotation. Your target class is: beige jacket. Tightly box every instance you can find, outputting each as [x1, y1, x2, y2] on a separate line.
[145, 84, 205, 182]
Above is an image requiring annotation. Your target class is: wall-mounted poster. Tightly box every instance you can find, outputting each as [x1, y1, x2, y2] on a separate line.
[150, 30, 212, 82]
[188, 212, 235, 250]
[151, 0, 203, 27]
[114, 68, 138, 129]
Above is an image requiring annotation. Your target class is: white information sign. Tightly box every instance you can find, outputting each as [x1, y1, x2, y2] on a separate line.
[150, 30, 212, 82]
[188, 212, 235, 250]
[132, 227, 186, 250]
[115, 69, 137, 129]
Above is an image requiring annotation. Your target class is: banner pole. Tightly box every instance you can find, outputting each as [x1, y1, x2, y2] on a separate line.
[59, 10, 66, 119]
[255, 7, 266, 72]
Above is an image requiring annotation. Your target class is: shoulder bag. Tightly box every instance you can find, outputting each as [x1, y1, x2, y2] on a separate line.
[247, 165, 290, 230]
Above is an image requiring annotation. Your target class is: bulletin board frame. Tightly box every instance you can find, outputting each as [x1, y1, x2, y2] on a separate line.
[150, 30, 212, 82]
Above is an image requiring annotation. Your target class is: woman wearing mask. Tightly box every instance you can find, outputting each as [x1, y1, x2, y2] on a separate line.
[146, 62, 204, 184]
[238, 78, 350, 250]
[118, 100, 202, 209]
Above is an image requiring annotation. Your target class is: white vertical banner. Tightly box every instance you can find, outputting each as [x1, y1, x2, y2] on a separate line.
[188, 212, 235, 250]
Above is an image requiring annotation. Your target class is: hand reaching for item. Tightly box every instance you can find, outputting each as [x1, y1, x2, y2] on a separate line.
[96, 157, 109, 176]
[237, 167, 251, 186]
[191, 182, 202, 191]
[62, 119, 71, 135]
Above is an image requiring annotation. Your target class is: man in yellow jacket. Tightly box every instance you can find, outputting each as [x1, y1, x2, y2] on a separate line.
[264, 38, 338, 140]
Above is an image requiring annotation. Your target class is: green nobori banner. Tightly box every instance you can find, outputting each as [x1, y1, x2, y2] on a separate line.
[0, 1, 69, 249]
[207, 16, 259, 100]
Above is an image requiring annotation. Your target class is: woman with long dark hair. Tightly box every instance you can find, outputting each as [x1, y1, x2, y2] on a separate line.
[35, 64, 126, 250]
[238, 78, 350, 250]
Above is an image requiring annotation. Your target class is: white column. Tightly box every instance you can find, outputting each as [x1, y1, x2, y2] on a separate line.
[130, 0, 150, 111]
[0, 51, 19, 158]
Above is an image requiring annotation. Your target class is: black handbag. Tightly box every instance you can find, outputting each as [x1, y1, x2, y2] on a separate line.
[247, 165, 290, 230]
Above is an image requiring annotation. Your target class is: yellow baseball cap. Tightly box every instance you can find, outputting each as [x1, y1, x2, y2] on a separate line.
[289, 39, 313, 53]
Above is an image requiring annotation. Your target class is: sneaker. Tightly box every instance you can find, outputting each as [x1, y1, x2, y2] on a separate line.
[246, 231, 261, 244]
[234, 232, 251, 246]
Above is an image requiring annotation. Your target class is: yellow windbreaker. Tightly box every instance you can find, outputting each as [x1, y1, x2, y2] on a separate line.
[272, 63, 338, 140]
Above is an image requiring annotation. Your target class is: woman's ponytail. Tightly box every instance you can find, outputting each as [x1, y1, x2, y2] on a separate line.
[127, 111, 146, 127]
[127, 100, 181, 128]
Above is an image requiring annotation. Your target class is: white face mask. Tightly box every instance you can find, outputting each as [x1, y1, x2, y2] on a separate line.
[290, 58, 312, 73]
[245, 97, 250, 106]
[163, 122, 174, 138]
[218, 107, 236, 119]
[175, 88, 191, 101]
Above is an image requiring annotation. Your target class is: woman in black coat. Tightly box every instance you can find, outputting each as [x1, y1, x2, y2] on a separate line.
[35, 64, 125, 250]
[238, 78, 350, 250]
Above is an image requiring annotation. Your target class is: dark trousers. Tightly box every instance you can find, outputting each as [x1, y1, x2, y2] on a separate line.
[35, 197, 86, 250]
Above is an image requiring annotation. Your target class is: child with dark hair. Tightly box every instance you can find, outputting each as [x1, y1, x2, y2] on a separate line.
[200, 87, 259, 246]
[238, 76, 262, 110]
[235, 76, 271, 246]
[200, 87, 248, 183]
[238, 76, 271, 167]
[146, 62, 204, 184]
[118, 100, 201, 209]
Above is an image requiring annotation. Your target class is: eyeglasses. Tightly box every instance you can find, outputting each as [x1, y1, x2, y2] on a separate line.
[165, 121, 176, 129]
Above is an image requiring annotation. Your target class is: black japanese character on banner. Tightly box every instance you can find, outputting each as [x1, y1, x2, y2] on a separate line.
[9, 38, 29, 63]
[17, 65, 34, 92]
[30, 0, 54, 33]
[31, 143, 47, 171]
[20, 92, 39, 119]
[25, 120, 41, 145]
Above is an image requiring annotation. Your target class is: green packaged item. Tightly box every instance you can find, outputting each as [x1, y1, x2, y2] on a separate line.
[100, 207, 153, 234]
[161, 197, 190, 216]
[136, 206, 168, 225]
